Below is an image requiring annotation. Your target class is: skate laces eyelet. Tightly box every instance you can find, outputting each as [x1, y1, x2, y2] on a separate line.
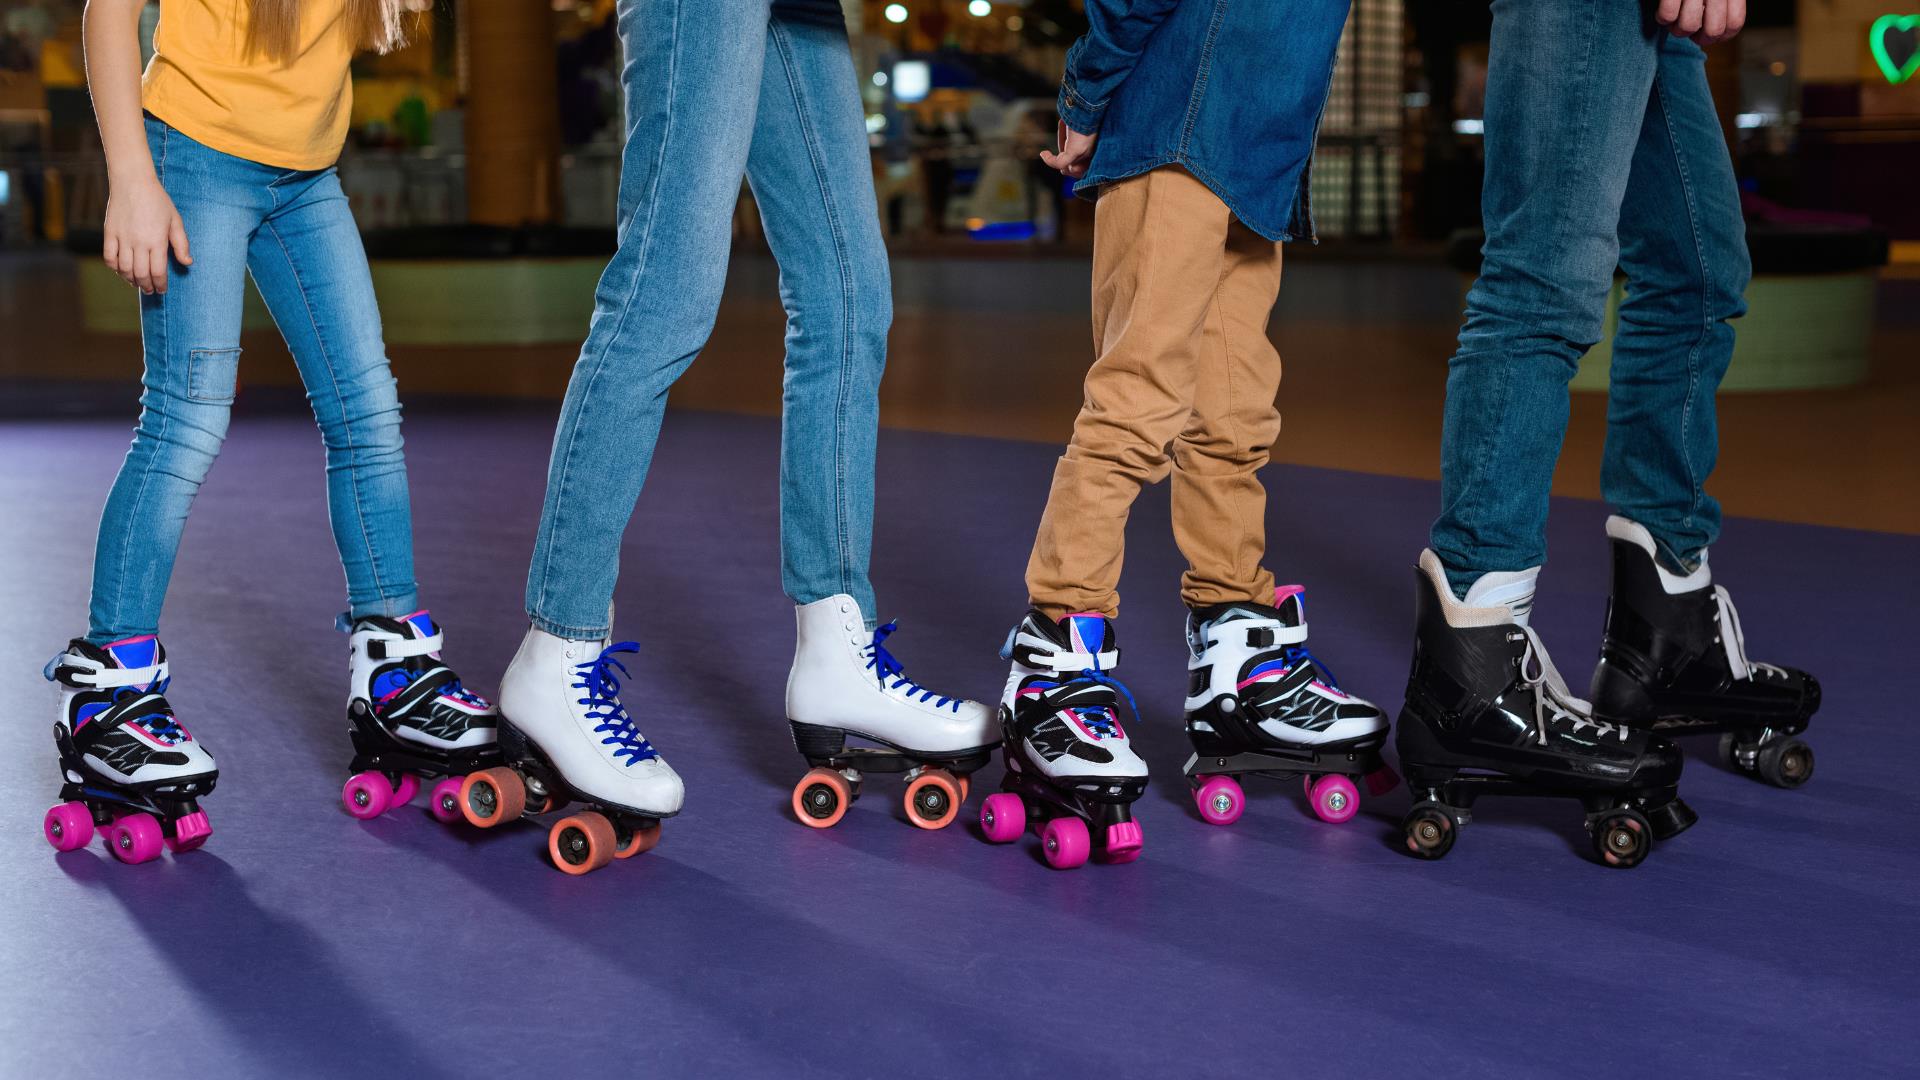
[864, 621, 959, 712]
[571, 641, 658, 765]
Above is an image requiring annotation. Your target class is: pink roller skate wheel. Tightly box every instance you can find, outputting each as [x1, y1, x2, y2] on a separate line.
[979, 793, 1026, 843]
[1193, 776, 1244, 826]
[1102, 819, 1144, 864]
[389, 773, 419, 808]
[1308, 774, 1361, 824]
[166, 811, 212, 854]
[44, 802, 94, 852]
[428, 777, 466, 824]
[1364, 764, 1402, 797]
[107, 813, 165, 864]
[1040, 816, 1091, 870]
[341, 771, 392, 820]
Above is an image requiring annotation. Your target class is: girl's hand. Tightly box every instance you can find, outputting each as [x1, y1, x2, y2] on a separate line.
[102, 176, 191, 295]
[1040, 120, 1098, 180]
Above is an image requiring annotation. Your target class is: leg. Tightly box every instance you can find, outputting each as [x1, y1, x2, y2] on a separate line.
[523, 0, 772, 639]
[745, 14, 889, 619]
[247, 168, 419, 622]
[86, 120, 261, 642]
[1024, 166, 1234, 619]
[1169, 220, 1283, 608]
[1429, 0, 1664, 593]
[1601, 35, 1750, 571]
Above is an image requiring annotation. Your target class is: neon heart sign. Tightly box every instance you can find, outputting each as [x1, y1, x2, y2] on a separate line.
[1871, 14, 1920, 85]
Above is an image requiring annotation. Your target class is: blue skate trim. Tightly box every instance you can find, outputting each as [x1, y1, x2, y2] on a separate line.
[573, 642, 659, 765]
[865, 621, 961, 712]
[107, 638, 158, 670]
[372, 670, 413, 700]
[407, 612, 439, 639]
[1065, 614, 1105, 656]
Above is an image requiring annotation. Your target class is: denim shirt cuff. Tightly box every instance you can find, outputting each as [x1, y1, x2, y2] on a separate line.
[1057, 80, 1105, 136]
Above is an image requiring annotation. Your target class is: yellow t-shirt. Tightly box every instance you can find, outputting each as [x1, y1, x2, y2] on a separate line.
[142, 0, 356, 171]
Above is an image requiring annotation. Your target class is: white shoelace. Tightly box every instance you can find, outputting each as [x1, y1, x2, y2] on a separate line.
[1519, 627, 1627, 747]
[1714, 585, 1785, 682]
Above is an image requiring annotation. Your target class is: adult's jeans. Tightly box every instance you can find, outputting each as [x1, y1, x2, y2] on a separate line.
[525, 3, 889, 638]
[1431, 0, 1751, 593]
[87, 116, 418, 642]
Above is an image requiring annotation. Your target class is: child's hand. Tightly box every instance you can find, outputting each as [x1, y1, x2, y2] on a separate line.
[103, 176, 192, 295]
[1040, 120, 1098, 180]
[1654, 0, 1745, 46]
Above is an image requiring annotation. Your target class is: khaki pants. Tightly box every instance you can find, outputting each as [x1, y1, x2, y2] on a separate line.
[1026, 166, 1284, 620]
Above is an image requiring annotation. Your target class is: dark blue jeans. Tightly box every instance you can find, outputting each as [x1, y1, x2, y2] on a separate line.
[1431, 0, 1751, 593]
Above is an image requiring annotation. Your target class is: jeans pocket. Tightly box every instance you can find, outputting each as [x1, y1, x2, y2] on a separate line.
[187, 348, 241, 403]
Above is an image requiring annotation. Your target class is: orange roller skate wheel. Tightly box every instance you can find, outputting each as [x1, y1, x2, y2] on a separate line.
[903, 769, 963, 830]
[459, 767, 526, 828]
[957, 775, 971, 804]
[548, 811, 617, 875]
[792, 767, 851, 829]
[613, 819, 662, 859]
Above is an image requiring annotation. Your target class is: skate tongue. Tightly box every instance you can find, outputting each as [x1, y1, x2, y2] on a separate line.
[1462, 568, 1539, 628]
[103, 635, 160, 671]
[400, 610, 440, 639]
[1060, 613, 1111, 661]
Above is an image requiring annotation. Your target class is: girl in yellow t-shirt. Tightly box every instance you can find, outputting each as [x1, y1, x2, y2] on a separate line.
[46, 0, 498, 863]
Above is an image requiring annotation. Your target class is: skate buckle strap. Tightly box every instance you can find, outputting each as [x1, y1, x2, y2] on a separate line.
[44, 652, 166, 690]
[1713, 586, 1783, 682]
[1240, 619, 1309, 648]
[367, 631, 445, 661]
[865, 622, 960, 711]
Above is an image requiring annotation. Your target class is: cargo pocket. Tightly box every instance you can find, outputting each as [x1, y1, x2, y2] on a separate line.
[187, 348, 242, 404]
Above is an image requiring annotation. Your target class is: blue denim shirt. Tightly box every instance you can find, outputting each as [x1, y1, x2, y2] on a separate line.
[1058, 0, 1351, 242]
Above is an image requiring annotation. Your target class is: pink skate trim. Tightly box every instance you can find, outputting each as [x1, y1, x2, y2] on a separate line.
[1017, 687, 1046, 698]
[1273, 585, 1305, 605]
[399, 609, 431, 623]
[1237, 664, 1292, 691]
[104, 634, 158, 648]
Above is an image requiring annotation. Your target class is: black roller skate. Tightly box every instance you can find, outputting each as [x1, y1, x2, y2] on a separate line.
[43, 635, 217, 864]
[1589, 517, 1821, 788]
[1182, 586, 1399, 826]
[979, 611, 1146, 870]
[340, 611, 502, 825]
[1397, 552, 1696, 869]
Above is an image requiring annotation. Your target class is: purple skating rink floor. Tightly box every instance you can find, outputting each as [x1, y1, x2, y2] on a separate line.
[3, 407, 1916, 1078]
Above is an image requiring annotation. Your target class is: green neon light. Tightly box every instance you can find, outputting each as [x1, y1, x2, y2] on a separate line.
[1870, 14, 1920, 85]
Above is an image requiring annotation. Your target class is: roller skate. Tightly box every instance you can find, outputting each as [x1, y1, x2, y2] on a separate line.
[483, 626, 681, 875]
[1181, 586, 1399, 827]
[979, 611, 1147, 870]
[1590, 517, 1821, 788]
[340, 611, 502, 825]
[42, 635, 217, 864]
[1396, 551, 1696, 869]
[787, 595, 997, 831]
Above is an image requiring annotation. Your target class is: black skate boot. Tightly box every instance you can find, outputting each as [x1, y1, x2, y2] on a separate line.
[1181, 586, 1399, 827]
[43, 635, 217, 863]
[1589, 516, 1821, 788]
[1396, 551, 1696, 869]
[980, 611, 1147, 870]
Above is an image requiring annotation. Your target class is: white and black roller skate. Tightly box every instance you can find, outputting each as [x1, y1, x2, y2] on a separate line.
[1397, 551, 1696, 869]
[42, 636, 217, 864]
[1182, 586, 1399, 827]
[486, 627, 681, 876]
[979, 611, 1147, 870]
[787, 595, 997, 832]
[1589, 517, 1821, 788]
[340, 611, 502, 826]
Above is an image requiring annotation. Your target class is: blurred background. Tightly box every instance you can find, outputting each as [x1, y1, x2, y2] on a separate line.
[0, 0, 1914, 535]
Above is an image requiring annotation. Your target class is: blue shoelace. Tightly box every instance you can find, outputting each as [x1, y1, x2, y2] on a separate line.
[572, 642, 658, 765]
[1283, 645, 1341, 690]
[864, 621, 960, 712]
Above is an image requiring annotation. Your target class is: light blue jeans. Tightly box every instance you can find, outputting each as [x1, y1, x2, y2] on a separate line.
[1431, 1, 1751, 593]
[525, 3, 888, 637]
[87, 117, 419, 642]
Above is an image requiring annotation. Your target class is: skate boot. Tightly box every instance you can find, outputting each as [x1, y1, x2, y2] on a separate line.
[340, 610, 502, 824]
[1396, 551, 1696, 869]
[42, 635, 217, 863]
[1589, 516, 1821, 788]
[979, 611, 1147, 869]
[1182, 586, 1399, 827]
[787, 594, 997, 831]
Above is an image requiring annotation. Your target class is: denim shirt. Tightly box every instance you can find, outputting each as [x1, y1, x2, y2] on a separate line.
[1058, 0, 1352, 242]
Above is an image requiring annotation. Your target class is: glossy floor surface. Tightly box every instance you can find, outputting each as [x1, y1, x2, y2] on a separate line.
[2, 409, 1915, 1078]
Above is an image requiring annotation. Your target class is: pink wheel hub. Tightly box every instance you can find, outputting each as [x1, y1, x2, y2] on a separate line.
[1040, 816, 1091, 870]
[428, 776, 466, 824]
[1102, 819, 1144, 864]
[1306, 774, 1361, 824]
[979, 793, 1026, 843]
[1193, 775, 1244, 826]
[341, 771, 392, 820]
[44, 802, 94, 852]
[107, 813, 165, 864]
[165, 811, 212, 854]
